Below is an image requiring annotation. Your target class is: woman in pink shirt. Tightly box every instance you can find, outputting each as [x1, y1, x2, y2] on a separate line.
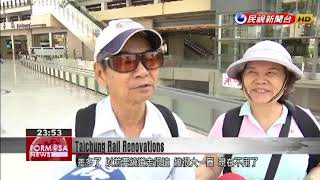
[196, 40, 320, 180]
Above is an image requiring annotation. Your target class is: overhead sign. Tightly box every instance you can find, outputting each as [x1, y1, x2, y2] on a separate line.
[16, 23, 31, 29]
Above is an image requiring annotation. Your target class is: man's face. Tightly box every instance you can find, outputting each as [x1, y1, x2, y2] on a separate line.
[104, 36, 159, 104]
[242, 61, 286, 104]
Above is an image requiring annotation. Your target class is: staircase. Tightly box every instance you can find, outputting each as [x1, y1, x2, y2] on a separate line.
[32, 0, 105, 51]
[184, 38, 213, 57]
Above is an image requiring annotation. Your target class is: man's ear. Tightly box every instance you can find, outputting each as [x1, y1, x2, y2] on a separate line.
[93, 62, 108, 86]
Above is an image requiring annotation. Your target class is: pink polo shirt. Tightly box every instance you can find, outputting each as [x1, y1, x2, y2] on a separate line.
[209, 101, 320, 180]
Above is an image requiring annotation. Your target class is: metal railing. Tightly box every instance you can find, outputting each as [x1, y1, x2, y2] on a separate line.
[21, 59, 245, 134]
[30, 47, 66, 58]
[20, 59, 320, 133]
[0, 0, 31, 10]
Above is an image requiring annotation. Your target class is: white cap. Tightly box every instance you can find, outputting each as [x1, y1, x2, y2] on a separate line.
[226, 40, 303, 80]
[94, 18, 163, 62]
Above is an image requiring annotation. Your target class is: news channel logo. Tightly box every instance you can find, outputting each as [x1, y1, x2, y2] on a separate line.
[234, 12, 247, 24]
[25, 129, 72, 161]
[27, 137, 71, 161]
[234, 12, 313, 25]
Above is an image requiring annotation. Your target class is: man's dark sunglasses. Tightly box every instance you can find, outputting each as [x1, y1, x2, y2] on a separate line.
[101, 50, 164, 73]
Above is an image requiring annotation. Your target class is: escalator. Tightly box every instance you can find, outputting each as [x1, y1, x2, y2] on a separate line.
[184, 38, 213, 57]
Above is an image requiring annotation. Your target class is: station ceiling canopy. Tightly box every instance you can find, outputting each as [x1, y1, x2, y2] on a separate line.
[154, 13, 215, 32]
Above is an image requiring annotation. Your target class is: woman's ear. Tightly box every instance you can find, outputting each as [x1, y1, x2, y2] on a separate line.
[93, 62, 108, 86]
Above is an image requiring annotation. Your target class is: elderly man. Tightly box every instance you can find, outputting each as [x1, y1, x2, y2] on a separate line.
[71, 18, 195, 180]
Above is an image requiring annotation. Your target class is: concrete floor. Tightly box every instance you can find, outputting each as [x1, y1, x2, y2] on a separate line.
[1, 59, 204, 180]
[1, 59, 103, 137]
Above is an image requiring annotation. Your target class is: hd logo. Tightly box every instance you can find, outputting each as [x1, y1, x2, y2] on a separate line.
[295, 14, 314, 24]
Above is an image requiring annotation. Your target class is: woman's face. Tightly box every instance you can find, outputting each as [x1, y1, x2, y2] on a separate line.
[242, 61, 287, 104]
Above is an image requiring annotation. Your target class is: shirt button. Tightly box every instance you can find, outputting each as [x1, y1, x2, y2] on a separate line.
[290, 129, 294, 134]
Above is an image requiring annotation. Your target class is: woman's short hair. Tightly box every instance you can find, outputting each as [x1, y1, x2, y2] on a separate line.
[234, 66, 297, 102]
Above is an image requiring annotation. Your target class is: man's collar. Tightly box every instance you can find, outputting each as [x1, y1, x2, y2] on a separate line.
[94, 96, 122, 136]
[239, 101, 288, 126]
[94, 97, 166, 137]
[140, 101, 166, 137]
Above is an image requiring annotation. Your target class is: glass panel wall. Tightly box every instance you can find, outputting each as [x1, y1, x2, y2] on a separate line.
[216, 0, 320, 74]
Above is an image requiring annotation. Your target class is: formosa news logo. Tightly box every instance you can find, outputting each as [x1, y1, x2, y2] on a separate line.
[26, 129, 72, 161]
[234, 12, 314, 25]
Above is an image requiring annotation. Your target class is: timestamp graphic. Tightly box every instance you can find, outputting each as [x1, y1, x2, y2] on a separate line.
[26, 129, 72, 161]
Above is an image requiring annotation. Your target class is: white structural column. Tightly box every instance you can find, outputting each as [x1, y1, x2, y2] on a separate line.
[26, 31, 33, 57]
[101, 2, 108, 10]
[49, 32, 53, 47]
[311, 38, 318, 79]
[11, 34, 15, 61]
[217, 15, 222, 69]
[126, 0, 131, 7]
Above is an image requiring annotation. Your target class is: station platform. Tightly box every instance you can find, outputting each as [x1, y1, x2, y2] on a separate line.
[1, 59, 207, 180]
[2, 59, 320, 180]
[1, 59, 206, 137]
